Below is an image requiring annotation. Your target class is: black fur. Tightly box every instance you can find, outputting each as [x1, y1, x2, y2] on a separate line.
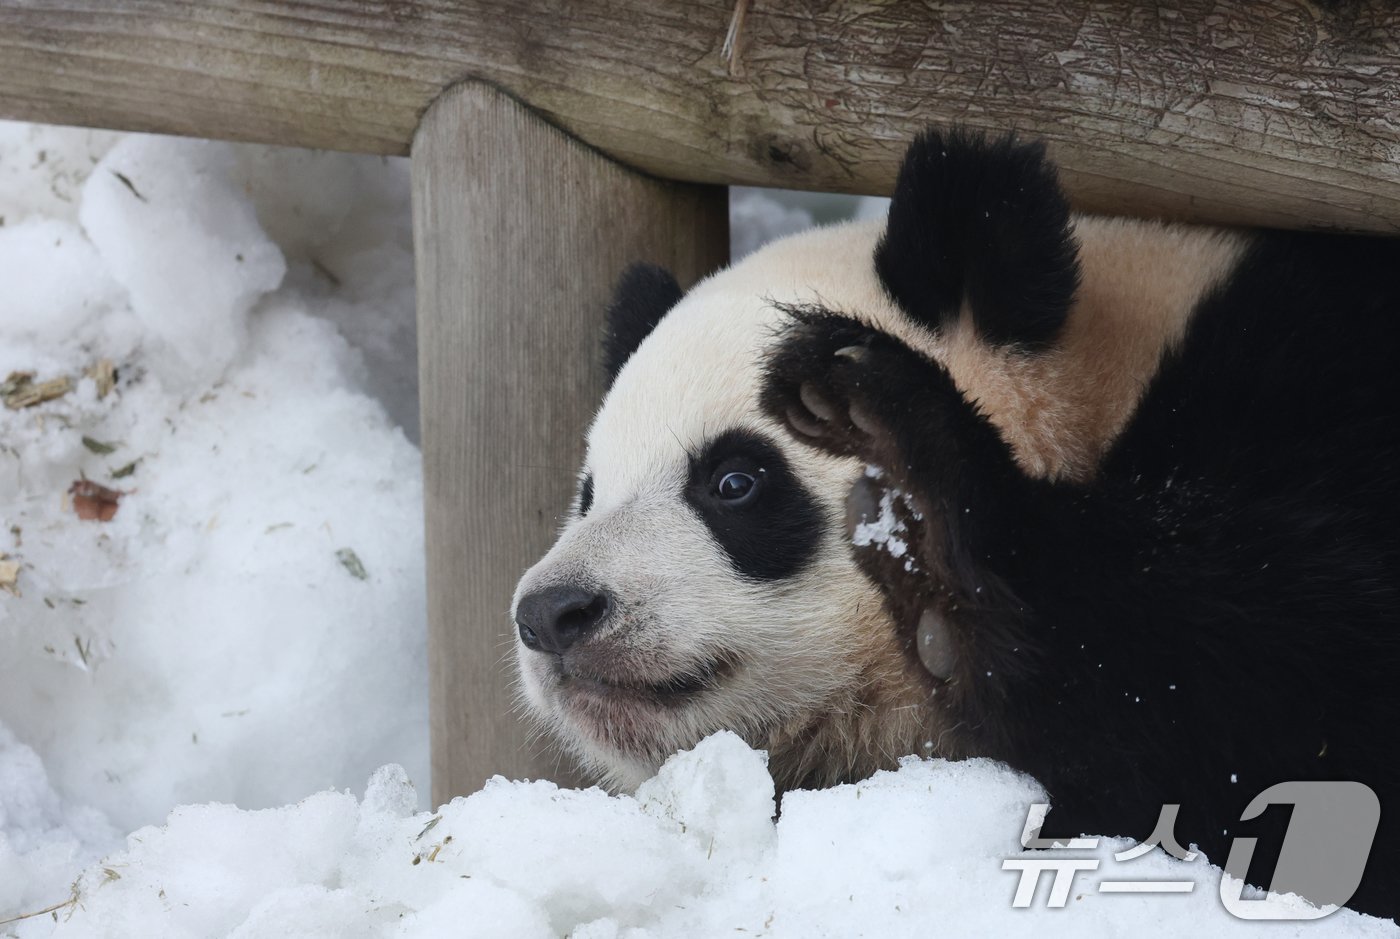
[874, 129, 1079, 349]
[763, 231, 1400, 913]
[578, 474, 594, 517]
[603, 263, 684, 387]
[684, 429, 825, 582]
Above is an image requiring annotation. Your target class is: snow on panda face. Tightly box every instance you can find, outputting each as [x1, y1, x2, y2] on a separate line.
[512, 221, 935, 791]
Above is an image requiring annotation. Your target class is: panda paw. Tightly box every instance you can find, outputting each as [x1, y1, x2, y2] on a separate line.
[760, 311, 950, 469]
[762, 312, 1005, 686]
[762, 313, 895, 461]
[762, 318, 946, 673]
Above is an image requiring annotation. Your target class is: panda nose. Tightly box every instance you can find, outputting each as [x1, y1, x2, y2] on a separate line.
[516, 585, 613, 654]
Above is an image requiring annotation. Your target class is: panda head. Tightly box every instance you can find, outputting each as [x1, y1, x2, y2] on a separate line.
[510, 215, 940, 790]
[512, 129, 1238, 790]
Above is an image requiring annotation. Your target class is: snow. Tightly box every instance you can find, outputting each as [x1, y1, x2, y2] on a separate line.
[0, 121, 428, 916]
[729, 188, 889, 260]
[851, 469, 917, 570]
[0, 724, 117, 920]
[6, 733, 1393, 937]
[730, 188, 818, 260]
[0, 218, 122, 343]
[851, 485, 910, 559]
[79, 138, 286, 384]
[1, 123, 1394, 935]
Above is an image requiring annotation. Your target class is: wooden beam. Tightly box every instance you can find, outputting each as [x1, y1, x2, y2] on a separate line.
[1, 2, 1399, 232]
[413, 81, 727, 801]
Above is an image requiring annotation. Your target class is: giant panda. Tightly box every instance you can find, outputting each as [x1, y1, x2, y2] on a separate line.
[512, 129, 1400, 916]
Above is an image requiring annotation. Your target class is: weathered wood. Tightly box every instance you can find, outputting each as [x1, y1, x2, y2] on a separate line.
[2, 2, 1399, 232]
[414, 81, 727, 801]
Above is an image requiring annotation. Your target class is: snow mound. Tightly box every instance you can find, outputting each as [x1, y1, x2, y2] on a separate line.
[0, 722, 118, 923]
[7, 734, 1391, 937]
[79, 137, 286, 385]
[0, 122, 428, 841]
[0, 218, 123, 342]
[0, 123, 120, 225]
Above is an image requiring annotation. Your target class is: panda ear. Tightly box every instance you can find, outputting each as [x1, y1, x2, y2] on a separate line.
[874, 128, 1080, 350]
[602, 262, 684, 387]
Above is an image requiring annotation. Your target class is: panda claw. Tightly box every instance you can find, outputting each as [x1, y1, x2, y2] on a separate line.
[848, 400, 881, 437]
[834, 345, 869, 363]
[785, 405, 827, 439]
[799, 382, 838, 423]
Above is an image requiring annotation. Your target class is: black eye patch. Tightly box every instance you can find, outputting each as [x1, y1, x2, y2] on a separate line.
[684, 429, 824, 581]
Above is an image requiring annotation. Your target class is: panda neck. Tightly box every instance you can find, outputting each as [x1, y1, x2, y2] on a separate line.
[767, 632, 938, 793]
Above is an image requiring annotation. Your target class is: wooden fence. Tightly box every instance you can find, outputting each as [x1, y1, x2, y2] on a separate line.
[2, 0, 1396, 802]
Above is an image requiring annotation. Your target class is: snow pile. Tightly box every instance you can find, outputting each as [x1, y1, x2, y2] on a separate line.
[0, 119, 428, 876]
[2, 733, 1389, 937]
[78, 138, 286, 383]
[0, 724, 117, 922]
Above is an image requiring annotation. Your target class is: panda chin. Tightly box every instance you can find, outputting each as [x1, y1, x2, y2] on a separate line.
[545, 652, 737, 759]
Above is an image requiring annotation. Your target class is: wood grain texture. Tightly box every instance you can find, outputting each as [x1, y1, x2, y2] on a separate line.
[414, 81, 727, 802]
[1, 1, 1399, 231]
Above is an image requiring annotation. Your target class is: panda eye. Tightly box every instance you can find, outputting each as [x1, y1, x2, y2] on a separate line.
[714, 467, 763, 506]
[718, 472, 754, 499]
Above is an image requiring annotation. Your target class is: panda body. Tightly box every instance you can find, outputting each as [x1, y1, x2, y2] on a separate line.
[513, 131, 1400, 916]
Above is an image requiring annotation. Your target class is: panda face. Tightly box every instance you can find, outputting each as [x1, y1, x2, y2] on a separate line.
[512, 223, 926, 789]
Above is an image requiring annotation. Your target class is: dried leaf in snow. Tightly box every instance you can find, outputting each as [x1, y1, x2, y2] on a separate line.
[85, 359, 117, 399]
[0, 555, 19, 597]
[3, 372, 73, 410]
[82, 436, 118, 455]
[110, 169, 147, 202]
[336, 548, 368, 581]
[69, 479, 125, 521]
[0, 372, 32, 397]
[110, 459, 141, 480]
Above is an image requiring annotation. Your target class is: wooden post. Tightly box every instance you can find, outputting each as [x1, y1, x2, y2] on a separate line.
[413, 82, 728, 802]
